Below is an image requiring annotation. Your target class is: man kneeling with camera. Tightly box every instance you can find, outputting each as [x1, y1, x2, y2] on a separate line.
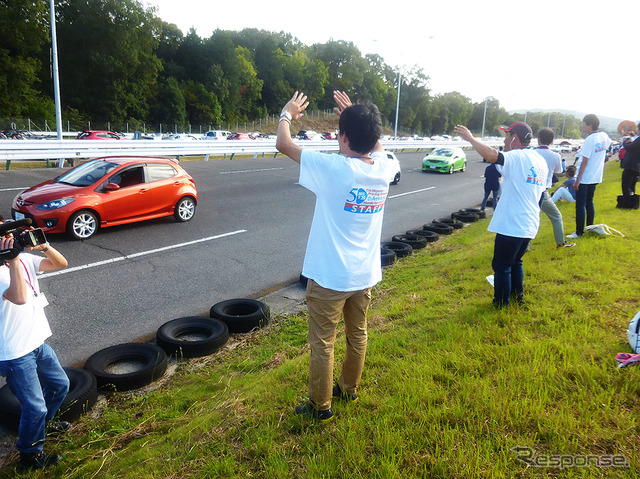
[0, 217, 69, 470]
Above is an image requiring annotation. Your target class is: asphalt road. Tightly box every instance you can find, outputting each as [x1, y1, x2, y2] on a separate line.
[0, 150, 490, 366]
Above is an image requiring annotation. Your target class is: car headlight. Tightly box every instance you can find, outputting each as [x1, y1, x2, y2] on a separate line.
[36, 198, 76, 210]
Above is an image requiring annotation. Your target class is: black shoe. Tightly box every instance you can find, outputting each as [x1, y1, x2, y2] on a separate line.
[332, 384, 359, 403]
[294, 403, 334, 422]
[19, 451, 62, 470]
[47, 421, 70, 436]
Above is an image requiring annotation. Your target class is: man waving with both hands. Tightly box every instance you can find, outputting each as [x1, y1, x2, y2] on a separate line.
[276, 90, 396, 422]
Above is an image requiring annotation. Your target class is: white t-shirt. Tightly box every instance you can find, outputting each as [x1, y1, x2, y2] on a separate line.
[535, 147, 563, 188]
[578, 131, 612, 184]
[488, 149, 548, 239]
[0, 254, 51, 361]
[299, 150, 396, 291]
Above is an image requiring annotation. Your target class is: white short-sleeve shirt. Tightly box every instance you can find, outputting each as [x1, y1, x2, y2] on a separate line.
[0, 254, 51, 361]
[299, 150, 396, 291]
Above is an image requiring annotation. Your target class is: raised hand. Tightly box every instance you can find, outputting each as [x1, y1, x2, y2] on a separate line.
[282, 91, 309, 120]
[333, 91, 352, 116]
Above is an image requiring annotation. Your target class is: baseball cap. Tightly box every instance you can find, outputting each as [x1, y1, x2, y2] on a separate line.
[499, 122, 533, 141]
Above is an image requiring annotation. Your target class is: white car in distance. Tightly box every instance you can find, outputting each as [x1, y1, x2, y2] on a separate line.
[201, 130, 232, 140]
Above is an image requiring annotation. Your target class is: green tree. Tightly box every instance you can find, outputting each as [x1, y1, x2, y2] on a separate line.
[56, 0, 161, 122]
[430, 91, 473, 134]
[182, 80, 222, 127]
[150, 76, 185, 127]
[0, 0, 54, 120]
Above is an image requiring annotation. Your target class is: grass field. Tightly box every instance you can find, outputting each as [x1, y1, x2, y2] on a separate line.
[1, 160, 639, 478]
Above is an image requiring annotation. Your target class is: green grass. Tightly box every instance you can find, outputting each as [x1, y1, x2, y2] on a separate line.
[2, 161, 640, 478]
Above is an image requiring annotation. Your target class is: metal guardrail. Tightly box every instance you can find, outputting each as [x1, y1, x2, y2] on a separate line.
[0, 139, 504, 168]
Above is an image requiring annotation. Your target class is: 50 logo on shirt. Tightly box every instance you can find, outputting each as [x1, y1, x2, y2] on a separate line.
[526, 166, 545, 187]
[344, 187, 387, 214]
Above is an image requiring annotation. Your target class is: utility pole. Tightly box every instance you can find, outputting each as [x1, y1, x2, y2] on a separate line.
[49, 0, 63, 165]
[481, 97, 488, 139]
[394, 69, 401, 139]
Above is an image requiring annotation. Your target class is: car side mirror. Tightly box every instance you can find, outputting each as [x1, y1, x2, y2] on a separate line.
[105, 183, 120, 191]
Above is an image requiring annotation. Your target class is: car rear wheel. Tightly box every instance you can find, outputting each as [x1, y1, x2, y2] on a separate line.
[174, 196, 196, 222]
[391, 172, 401, 185]
[67, 210, 98, 240]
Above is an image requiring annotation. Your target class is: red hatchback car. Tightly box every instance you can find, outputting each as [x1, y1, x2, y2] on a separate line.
[11, 157, 198, 239]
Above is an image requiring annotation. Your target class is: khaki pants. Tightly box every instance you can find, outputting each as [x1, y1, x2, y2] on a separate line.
[306, 279, 371, 410]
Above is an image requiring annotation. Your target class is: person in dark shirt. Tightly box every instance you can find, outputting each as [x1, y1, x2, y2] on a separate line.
[481, 162, 501, 210]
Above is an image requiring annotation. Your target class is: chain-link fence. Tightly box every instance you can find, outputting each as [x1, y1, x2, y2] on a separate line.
[0, 110, 342, 135]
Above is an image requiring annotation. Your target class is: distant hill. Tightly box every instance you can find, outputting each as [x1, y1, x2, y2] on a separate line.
[509, 109, 629, 135]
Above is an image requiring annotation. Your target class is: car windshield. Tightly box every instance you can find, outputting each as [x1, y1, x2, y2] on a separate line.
[431, 149, 454, 157]
[55, 160, 119, 186]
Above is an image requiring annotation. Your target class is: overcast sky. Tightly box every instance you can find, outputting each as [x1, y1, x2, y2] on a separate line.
[147, 0, 639, 122]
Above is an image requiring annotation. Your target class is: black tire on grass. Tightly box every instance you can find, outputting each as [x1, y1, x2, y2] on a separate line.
[423, 223, 453, 235]
[84, 343, 168, 392]
[435, 218, 464, 229]
[381, 247, 396, 266]
[451, 212, 479, 223]
[209, 299, 270, 334]
[381, 241, 413, 258]
[156, 316, 229, 358]
[0, 368, 98, 432]
[460, 208, 486, 219]
[392, 234, 428, 250]
[406, 229, 440, 243]
[58, 368, 98, 422]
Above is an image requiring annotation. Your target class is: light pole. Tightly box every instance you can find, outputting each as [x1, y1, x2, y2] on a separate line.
[394, 68, 402, 139]
[49, 0, 62, 141]
[481, 97, 488, 139]
[389, 35, 434, 139]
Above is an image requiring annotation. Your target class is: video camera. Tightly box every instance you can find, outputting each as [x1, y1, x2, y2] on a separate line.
[0, 218, 48, 262]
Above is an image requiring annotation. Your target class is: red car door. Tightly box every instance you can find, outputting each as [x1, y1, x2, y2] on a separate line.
[100, 165, 154, 223]
[146, 163, 184, 215]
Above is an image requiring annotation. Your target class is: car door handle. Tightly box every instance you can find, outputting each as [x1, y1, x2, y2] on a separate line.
[139, 188, 149, 193]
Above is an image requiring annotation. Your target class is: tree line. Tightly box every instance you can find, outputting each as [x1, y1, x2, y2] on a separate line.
[0, 0, 582, 138]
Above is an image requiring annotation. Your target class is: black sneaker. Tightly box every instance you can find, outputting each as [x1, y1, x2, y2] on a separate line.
[47, 421, 71, 436]
[19, 451, 62, 470]
[294, 403, 334, 422]
[332, 384, 359, 403]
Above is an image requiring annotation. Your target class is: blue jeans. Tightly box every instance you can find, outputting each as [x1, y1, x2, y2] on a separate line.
[575, 183, 597, 235]
[492, 234, 530, 307]
[481, 188, 499, 210]
[0, 344, 69, 453]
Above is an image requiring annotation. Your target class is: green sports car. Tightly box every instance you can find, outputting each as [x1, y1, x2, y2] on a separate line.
[422, 147, 467, 174]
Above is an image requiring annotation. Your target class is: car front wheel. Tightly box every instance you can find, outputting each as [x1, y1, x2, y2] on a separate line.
[174, 196, 196, 221]
[462, 162, 466, 172]
[67, 210, 98, 240]
[449, 165, 454, 174]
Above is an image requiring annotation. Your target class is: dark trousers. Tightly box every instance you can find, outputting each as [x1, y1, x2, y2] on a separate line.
[621, 169, 640, 197]
[481, 188, 499, 210]
[575, 183, 597, 235]
[492, 234, 530, 307]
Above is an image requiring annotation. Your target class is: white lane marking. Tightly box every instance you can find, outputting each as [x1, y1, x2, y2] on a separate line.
[39, 229, 247, 279]
[388, 187, 435, 199]
[0, 187, 27, 192]
[220, 167, 286, 174]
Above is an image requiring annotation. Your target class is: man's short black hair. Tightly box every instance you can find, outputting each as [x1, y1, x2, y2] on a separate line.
[339, 102, 382, 154]
[583, 114, 600, 130]
[537, 127, 555, 146]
